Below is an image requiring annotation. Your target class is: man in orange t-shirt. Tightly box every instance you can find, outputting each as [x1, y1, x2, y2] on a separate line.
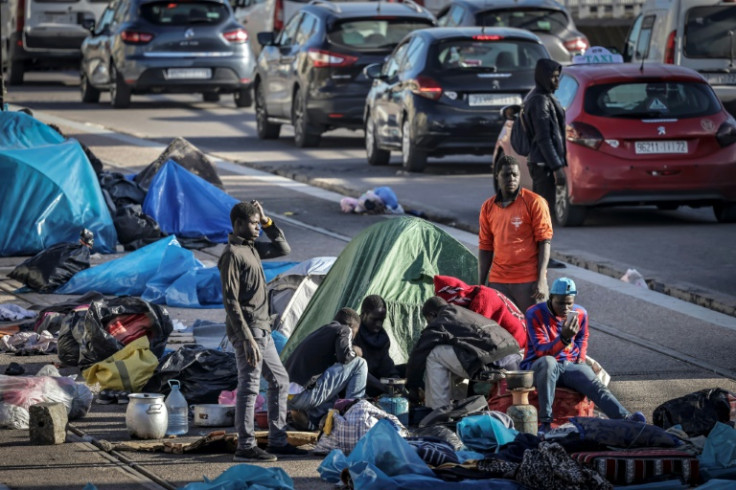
[478, 155, 553, 313]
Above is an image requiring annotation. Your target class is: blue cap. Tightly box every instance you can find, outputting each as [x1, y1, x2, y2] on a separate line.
[550, 277, 577, 296]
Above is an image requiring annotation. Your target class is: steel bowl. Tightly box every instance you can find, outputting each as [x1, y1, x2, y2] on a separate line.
[505, 370, 534, 390]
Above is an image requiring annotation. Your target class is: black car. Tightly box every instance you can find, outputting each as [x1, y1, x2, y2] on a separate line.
[436, 0, 588, 63]
[253, 0, 435, 147]
[363, 27, 548, 172]
[80, 0, 257, 108]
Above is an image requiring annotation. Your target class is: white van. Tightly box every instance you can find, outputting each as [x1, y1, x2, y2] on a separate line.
[622, 0, 736, 116]
[3, 0, 110, 85]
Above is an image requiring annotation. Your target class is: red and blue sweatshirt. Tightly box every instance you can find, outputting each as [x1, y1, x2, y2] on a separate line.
[520, 301, 589, 370]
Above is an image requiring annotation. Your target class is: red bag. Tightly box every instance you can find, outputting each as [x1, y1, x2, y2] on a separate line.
[106, 313, 152, 345]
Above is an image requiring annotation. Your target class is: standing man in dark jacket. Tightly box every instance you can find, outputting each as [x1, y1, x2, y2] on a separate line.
[218, 201, 306, 462]
[285, 307, 367, 430]
[406, 297, 521, 409]
[353, 295, 400, 397]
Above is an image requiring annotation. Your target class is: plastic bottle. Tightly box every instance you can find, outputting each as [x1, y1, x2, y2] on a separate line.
[165, 379, 188, 436]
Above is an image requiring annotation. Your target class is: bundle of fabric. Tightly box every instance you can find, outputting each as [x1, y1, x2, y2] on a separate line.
[570, 448, 699, 486]
[0, 330, 56, 355]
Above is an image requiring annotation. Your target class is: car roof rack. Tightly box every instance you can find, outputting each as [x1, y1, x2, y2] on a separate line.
[309, 0, 341, 12]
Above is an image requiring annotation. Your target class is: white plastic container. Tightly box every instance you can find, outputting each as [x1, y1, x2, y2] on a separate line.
[165, 379, 189, 436]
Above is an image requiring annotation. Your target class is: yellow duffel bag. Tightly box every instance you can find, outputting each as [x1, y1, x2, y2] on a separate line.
[82, 336, 158, 392]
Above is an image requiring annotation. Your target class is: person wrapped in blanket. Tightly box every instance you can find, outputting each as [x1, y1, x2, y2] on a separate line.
[522, 277, 646, 436]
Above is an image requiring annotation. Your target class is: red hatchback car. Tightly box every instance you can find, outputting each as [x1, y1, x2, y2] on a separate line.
[493, 61, 736, 226]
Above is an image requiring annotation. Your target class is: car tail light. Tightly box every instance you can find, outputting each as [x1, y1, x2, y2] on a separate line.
[411, 76, 442, 100]
[473, 35, 503, 41]
[567, 121, 602, 150]
[121, 30, 154, 44]
[716, 121, 736, 147]
[564, 36, 589, 55]
[224, 28, 248, 44]
[664, 30, 676, 64]
[273, 0, 284, 32]
[307, 49, 358, 67]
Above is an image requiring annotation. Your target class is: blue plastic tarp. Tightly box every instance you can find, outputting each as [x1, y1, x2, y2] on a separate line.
[179, 463, 293, 489]
[0, 111, 64, 149]
[0, 140, 117, 256]
[142, 160, 238, 243]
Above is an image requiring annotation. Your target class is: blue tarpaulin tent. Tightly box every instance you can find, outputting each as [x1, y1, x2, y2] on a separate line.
[0, 116, 117, 256]
[143, 160, 238, 243]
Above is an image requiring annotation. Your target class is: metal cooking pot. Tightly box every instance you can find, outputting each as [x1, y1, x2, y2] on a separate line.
[192, 404, 235, 427]
[125, 393, 168, 439]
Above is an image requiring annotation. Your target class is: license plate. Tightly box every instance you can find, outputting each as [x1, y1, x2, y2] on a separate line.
[704, 73, 736, 85]
[164, 68, 212, 80]
[635, 140, 688, 154]
[468, 93, 522, 107]
[42, 12, 75, 24]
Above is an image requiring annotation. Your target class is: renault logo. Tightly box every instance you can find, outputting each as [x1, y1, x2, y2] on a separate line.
[185, 28, 195, 39]
[657, 126, 666, 135]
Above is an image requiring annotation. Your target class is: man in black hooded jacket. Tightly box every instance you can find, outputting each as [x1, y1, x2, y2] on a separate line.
[524, 58, 567, 220]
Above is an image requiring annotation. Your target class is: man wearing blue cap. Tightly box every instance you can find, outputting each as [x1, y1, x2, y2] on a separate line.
[522, 277, 645, 435]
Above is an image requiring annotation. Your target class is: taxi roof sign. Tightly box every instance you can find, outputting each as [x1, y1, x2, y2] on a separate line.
[572, 46, 623, 65]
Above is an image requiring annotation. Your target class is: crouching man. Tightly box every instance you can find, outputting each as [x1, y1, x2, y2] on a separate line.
[406, 296, 522, 410]
[285, 307, 367, 430]
[523, 277, 645, 435]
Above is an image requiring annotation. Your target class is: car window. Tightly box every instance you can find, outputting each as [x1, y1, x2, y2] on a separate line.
[439, 6, 464, 27]
[278, 13, 301, 46]
[477, 8, 568, 36]
[327, 18, 434, 50]
[384, 41, 410, 79]
[114, 1, 129, 23]
[434, 38, 547, 72]
[623, 14, 642, 62]
[400, 36, 425, 74]
[635, 15, 655, 60]
[95, 7, 115, 33]
[584, 81, 721, 118]
[295, 12, 316, 45]
[684, 6, 736, 59]
[555, 74, 578, 109]
[140, 1, 229, 25]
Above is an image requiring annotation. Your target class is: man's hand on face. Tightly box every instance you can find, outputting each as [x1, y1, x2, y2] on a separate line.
[245, 338, 262, 367]
[554, 168, 567, 187]
[251, 200, 270, 226]
[561, 314, 580, 340]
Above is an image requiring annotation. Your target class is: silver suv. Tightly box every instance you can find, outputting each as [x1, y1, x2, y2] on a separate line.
[80, 0, 256, 108]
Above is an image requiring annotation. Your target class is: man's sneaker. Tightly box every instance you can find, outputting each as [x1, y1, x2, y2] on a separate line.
[625, 411, 647, 424]
[233, 446, 277, 462]
[116, 392, 129, 405]
[267, 443, 309, 456]
[537, 422, 552, 438]
[95, 389, 118, 405]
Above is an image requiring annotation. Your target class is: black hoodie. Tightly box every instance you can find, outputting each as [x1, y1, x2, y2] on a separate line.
[523, 58, 567, 171]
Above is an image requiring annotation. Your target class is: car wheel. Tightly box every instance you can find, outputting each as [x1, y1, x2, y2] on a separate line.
[255, 83, 280, 139]
[292, 89, 321, 148]
[8, 59, 24, 86]
[109, 65, 131, 109]
[401, 118, 427, 172]
[234, 87, 252, 108]
[203, 91, 220, 102]
[713, 202, 736, 223]
[81, 72, 100, 103]
[554, 184, 586, 227]
[366, 116, 390, 166]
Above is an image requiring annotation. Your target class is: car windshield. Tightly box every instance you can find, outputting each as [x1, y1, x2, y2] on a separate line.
[584, 81, 722, 118]
[684, 6, 736, 59]
[476, 8, 568, 36]
[327, 18, 433, 50]
[435, 39, 547, 72]
[140, 1, 229, 25]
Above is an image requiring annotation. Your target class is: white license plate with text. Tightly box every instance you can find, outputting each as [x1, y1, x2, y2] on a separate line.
[164, 68, 212, 80]
[705, 73, 736, 85]
[635, 140, 688, 154]
[468, 93, 521, 107]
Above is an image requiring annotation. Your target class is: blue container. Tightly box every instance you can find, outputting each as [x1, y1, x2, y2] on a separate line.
[378, 395, 409, 426]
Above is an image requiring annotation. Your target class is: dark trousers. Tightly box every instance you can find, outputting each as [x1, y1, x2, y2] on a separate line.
[528, 163, 556, 218]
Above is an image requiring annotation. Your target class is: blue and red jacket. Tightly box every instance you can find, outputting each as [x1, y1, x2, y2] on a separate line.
[520, 301, 589, 370]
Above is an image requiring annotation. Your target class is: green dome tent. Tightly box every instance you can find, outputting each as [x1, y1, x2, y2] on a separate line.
[280, 216, 478, 364]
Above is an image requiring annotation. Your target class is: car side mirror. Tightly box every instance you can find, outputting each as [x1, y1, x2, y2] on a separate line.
[500, 104, 521, 121]
[257, 31, 276, 46]
[363, 63, 385, 80]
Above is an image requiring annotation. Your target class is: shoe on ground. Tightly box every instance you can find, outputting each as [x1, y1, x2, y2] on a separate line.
[537, 422, 552, 438]
[233, 446, 277, 462]
[95, 389, 118, 405]
[548, 258, 567, 269]
[116, 391, 129, 404]
[267, 443, 309, 456]
[625, 411, 647, 424]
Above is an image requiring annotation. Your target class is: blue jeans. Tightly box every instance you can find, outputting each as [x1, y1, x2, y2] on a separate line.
[233, 328, 289, 449]
[288, 356, 367, 427]
[531, 356, 629, 424]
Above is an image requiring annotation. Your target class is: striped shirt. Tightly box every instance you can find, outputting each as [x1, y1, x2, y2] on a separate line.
[520, 301, 589, 370]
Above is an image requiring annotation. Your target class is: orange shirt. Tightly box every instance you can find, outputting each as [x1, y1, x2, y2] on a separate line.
[478, 188, 553, 283]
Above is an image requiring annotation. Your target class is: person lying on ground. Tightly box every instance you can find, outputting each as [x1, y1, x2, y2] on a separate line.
[405, 296, 522, 410]
[284, 307, 367, 431]
[218, 200, 307, 462]
[353, 295, 401, 397]
[521, 277, 646, 436]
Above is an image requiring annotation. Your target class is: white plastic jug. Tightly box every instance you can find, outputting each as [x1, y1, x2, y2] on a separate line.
[165, 379, 189, 436]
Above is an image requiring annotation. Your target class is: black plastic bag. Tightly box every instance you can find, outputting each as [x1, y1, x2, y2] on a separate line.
[99, 171, 147, 208]
[114, 204, 166, 250]
[653, 387, 734, 436]
[142, 345, 238, 404]
[10, 242, 91, 292]
[418, 395, 490, 428]
[135, 137, 224, 191]
[57, 309, 89, 366]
